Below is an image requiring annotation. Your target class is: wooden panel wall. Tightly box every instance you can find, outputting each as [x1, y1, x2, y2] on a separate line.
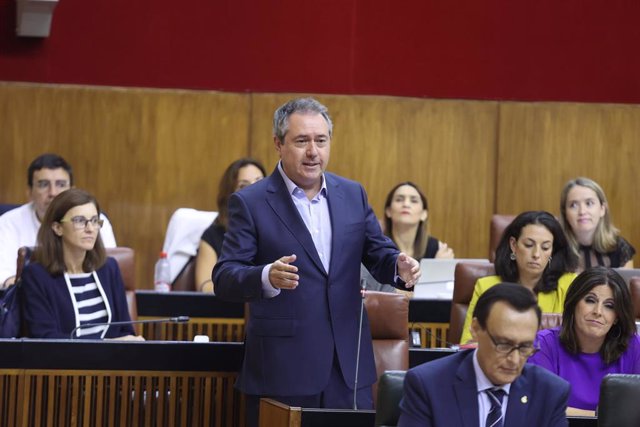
[250, 94, 498, 260]
[0, 83, 249, 289]
[0, 83, 637, 289]
[497, 102, 640, 257]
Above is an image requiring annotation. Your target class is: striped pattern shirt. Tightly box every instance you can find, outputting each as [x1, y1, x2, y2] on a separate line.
[67, 272, 108, 339]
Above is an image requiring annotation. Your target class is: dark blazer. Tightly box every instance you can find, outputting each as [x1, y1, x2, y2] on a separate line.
[22, 258, 134, 338]
[213, 168, 400, 396]
[398, 349, 570, 427]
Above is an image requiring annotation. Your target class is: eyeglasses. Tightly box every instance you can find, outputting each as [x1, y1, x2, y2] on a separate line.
[486, 330, 538, 357]
[34, 180, 70, 191]
[59, 216, 104, 230]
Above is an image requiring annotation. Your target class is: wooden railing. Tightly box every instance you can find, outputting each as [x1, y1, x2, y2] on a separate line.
[140, 318, 246, 342]
[136, 291, 450, 348]
[0, 340, 244, 427]
[20, 370, 241, 427]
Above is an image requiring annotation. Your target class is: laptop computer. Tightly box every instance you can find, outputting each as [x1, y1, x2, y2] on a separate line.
[413, 258, 491, 300]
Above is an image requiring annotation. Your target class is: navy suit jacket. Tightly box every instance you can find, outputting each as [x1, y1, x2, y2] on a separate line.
[21, 258, 135, 339]
[398, 349, 570, 427]
[213, 168, 400, 396]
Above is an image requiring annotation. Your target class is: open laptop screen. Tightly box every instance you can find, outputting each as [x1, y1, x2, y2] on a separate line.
[413, 258, 491, 300]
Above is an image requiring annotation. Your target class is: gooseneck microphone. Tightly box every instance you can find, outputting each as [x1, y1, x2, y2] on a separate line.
[69, 316, 190, 340]
[353, 280, 367, 410]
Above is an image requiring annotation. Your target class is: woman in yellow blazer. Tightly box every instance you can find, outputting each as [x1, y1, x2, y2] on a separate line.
[460, 211, 578, 344]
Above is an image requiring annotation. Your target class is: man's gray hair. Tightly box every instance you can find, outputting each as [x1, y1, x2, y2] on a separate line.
[273, 97, 333, 142]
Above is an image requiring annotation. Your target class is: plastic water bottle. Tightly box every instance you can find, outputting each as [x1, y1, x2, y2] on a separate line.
[154, 251, 171, 293]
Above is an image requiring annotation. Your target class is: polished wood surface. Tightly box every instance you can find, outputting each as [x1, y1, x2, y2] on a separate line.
[259, 398, 301, 427]
[259, 398, 376, 427]
[497, 102, 640, 257]
[0, 83, 637, 290]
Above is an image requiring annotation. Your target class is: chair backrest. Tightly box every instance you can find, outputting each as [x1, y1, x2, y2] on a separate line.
[598, 374, 640, 427]
[15, 246, 33, 282]
[629, 277, 640, 319]
[613, 268, 640, 288]
[449, 262, 496, 344]
[489, 214, 515, 263]
[104, 247, 135, 291]
[171, 256, 196, 291]
[364, 291, 409, 407]
[162, 208, 218, 284]
[374, 370, 406, 427]
[104, 247, 137, 322]
[0, 203, 20, 216]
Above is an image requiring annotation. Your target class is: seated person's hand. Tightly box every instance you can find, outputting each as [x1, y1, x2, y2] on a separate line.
[2, 276, 16, 289]
[566, 407, 596, 417]
[199, 280, 214, 293]
[435, 242, 454, 259]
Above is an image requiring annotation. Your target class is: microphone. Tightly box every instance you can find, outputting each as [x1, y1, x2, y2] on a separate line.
[69, 316, 190, 340]
[353, 279, 367, 410]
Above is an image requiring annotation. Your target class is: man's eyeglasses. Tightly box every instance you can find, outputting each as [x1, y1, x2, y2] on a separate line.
[486, 330, 538, 357]
[59, 216, 104, 230]
[34, 180, 70, 191]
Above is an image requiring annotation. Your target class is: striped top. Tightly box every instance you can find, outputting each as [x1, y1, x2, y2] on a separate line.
[65, 272, 110, 339]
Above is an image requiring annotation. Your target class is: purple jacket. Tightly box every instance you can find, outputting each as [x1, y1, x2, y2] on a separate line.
[528, 327, 640, 410]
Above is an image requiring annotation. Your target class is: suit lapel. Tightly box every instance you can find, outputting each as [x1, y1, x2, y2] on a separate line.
[265, 170, 326, 275]
[324, 174, 346, 276]
[453, 351, 481, 427]
[504, 369, 529, 427]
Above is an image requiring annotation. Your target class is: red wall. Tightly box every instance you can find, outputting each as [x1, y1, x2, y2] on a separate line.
[1, 0, 639, 102]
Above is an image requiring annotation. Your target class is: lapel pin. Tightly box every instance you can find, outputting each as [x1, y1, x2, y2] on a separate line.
[521, 396, 528, 404]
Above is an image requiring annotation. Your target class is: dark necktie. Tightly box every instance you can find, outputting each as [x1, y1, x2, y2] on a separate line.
[485, 388, 506, 427]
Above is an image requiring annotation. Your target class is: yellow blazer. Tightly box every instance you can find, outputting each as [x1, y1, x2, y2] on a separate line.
[459, 272, 578, 344]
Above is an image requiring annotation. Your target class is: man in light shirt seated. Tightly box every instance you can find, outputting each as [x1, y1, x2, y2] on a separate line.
[0, 153, 116, 288]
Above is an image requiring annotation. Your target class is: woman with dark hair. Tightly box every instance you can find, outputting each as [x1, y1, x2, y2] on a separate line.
[528, 267, 640, 416]
[382, 181, 453, 259]
[460, 211, 578, 343]
[195, 158, 266, 292]
[362, 181, 453, 292]
[22, 189, 143, 340]
[560, 177, 635, 271]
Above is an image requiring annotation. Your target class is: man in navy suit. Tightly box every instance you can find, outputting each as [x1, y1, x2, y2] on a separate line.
[399, 283, 570, 427]
[213, 97, 421, 427]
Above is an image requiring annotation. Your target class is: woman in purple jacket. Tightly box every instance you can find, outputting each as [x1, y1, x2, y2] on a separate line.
[21, 188, 143, 340]
[528, 266, 640, 416]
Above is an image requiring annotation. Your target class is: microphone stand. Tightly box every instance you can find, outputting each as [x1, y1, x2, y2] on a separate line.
[353, 280, 367, 410]
[69, 316, 190, 340]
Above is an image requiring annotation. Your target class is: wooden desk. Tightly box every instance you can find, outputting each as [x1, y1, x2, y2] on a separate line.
[260, 398, 375, 427]
[136, 290, 245, 341]
[136, 291, 452, 348]
[0, 341, 595, 427]
[0, 339, 244, 426]
[408, 298, 451, 348]
[409, 347, 458, 367]
[259, 397, 596, 427]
